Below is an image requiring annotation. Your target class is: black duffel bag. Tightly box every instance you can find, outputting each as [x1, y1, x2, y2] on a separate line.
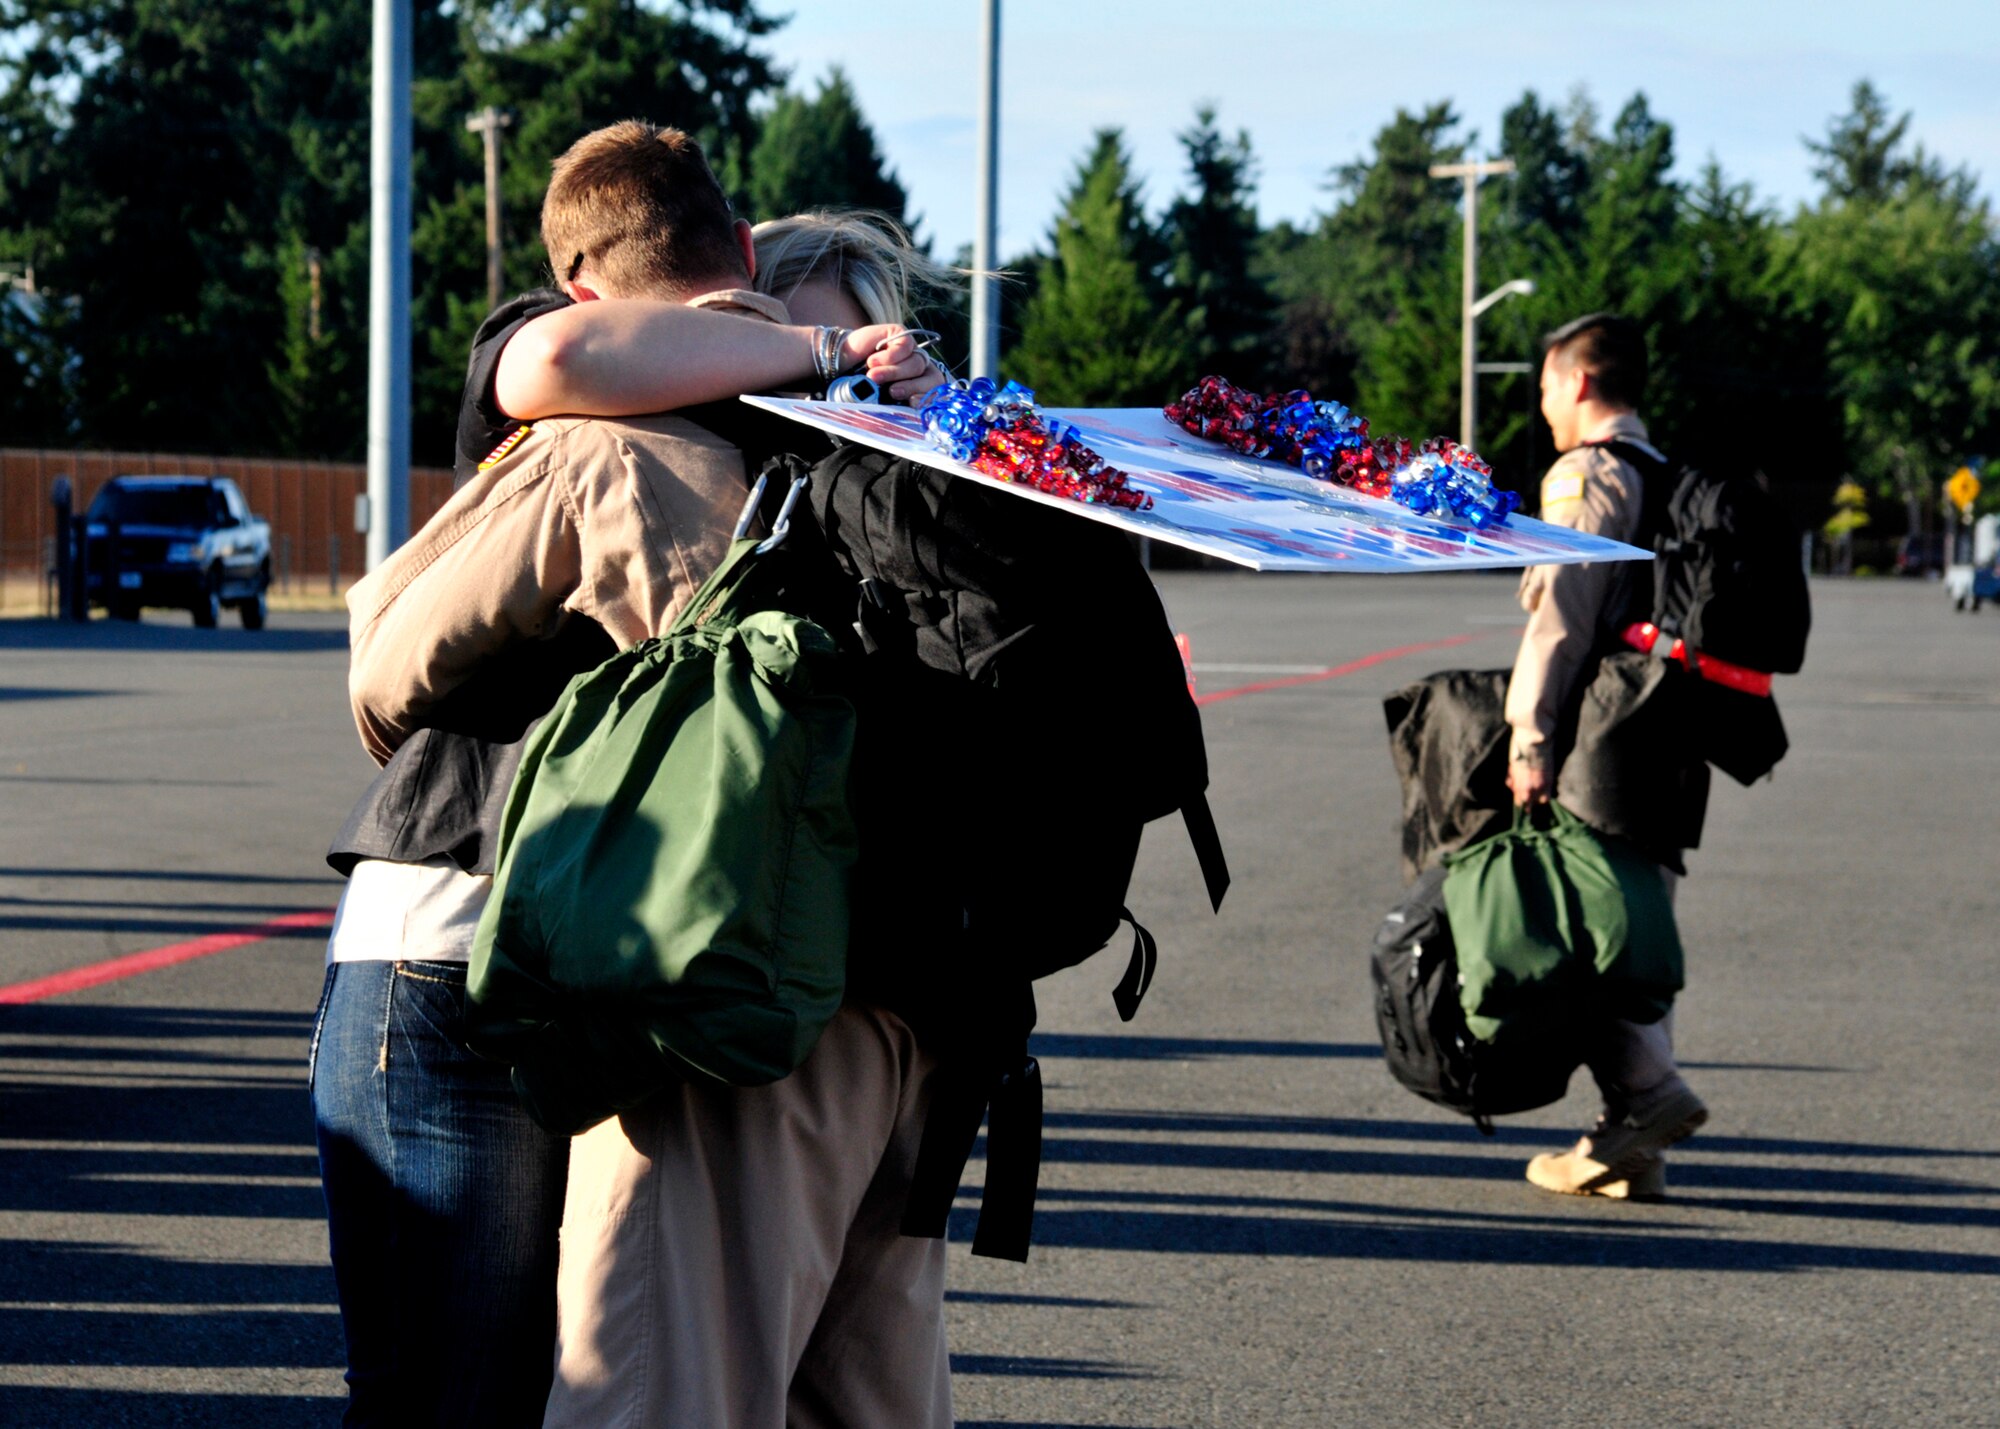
[1369, 866, 1579, 1133]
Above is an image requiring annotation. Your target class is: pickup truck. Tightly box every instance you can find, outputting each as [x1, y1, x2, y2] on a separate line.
[84, 476, 273, 628]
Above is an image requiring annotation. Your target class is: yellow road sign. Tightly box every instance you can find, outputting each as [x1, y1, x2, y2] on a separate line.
[1946, 467, 1981, 512]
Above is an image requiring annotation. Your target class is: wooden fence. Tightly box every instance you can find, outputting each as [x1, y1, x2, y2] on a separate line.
[0, 448, 455, 605]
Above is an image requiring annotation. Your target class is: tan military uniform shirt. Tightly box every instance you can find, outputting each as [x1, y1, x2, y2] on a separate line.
[1505, 411, 1661, 771]
[345, 289, 790, 765]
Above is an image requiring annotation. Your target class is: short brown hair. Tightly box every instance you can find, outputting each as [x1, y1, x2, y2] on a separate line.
[540, 121, 747, 299]
[1542, 312, 1648, 409]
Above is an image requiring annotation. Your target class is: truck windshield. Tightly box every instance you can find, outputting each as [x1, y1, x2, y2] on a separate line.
[89, 485, 219, 526]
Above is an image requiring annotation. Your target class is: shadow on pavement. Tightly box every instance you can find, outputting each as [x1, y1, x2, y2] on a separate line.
[0, 1000, 344, 1420]
[949, 1195, 2000, 1274]
[0, 619, 347, 654]
[952, 1354, 1152, 1381]
[0, 687, 130, 702]
[0, 774, 260, 787]
[1031, 1033, 1375, 1060]
[0, 867, 343, 888]
[0, 910, 332, 937]
[947, 1289, 1144, 1310]
[0, 1389, 334, 1428]
[1, 893, 324, 916]
[1038, 1107, 2000, 1162]
[947, 1101, 2000, 1270]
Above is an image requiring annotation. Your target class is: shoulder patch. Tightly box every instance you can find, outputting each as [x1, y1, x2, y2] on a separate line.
[1541, 471, 1585, 506]
[478, 423, 535, 471]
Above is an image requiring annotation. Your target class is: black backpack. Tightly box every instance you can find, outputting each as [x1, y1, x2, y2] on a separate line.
[1591, 440, 1811, 677]
[801, 444, 1229, 1260]
[1370, 867, 1579, 1133]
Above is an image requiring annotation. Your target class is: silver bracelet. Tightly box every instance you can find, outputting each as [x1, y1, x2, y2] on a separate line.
[813, 326, 851, 382]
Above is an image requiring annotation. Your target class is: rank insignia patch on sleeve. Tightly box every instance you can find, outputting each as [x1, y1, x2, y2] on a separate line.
[1541, 471, 1585, 507]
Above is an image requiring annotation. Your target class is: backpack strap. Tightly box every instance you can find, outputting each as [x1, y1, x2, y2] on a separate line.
[1110, 910, 1159, 1022]
[1578, 438, 1675, 552]
[969, 1055, 1042, 1260]
[899, 1049, 1044, 1263]
[1182, 792, 1230, 913]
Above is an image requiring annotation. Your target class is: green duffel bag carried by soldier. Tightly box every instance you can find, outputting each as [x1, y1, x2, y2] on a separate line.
[466, 486, 858, 1136]
[1442, 801, 1683, 1047]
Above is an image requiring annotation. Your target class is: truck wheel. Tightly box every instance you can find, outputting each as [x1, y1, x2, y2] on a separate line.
[239, 587, 268, 630]
[108, 598, 141, 621]
[191, 568, 221, 628]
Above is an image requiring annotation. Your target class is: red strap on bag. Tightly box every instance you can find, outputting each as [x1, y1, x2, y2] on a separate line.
[1622, 622, 1774, 697]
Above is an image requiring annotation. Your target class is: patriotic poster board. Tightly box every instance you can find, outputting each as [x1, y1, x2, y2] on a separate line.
[744, 397, 1648, 574]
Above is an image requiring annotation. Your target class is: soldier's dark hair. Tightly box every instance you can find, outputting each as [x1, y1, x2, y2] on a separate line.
[1542, 312, 1648, 409]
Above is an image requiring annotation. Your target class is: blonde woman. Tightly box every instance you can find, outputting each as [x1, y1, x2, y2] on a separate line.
[750, 209, 962, 372]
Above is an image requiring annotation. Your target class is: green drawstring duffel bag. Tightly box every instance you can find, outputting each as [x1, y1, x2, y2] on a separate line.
[1441, 801, 1683, 1046]
[467, 480, 857, 1135]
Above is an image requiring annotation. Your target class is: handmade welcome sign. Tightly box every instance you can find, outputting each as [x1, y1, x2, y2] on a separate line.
[745, 390, 1646, 574]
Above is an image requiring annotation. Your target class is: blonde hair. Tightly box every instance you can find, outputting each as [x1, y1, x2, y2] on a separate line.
[542, 121, 746, 299]
[751, 210, 966, 326]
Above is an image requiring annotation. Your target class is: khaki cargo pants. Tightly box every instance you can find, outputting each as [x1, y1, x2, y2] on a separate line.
[541, 1003, 952, 1429]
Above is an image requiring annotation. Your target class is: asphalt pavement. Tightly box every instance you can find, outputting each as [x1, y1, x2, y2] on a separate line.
[1, 575, 1995, 1427]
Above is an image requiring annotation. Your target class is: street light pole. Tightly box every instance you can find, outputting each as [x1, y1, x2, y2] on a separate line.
[1429, 158, 1514, 453]
[970, 0, 1001, 380]
[466, 106, 513, 313]
[367, 0, 412, 572]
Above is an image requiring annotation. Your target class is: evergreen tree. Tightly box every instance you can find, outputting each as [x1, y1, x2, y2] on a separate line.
[0, 0, 786, 462]
[746, 68, 908, 222]
[1163, 106, 1273, 385]
[413, 0, 785, 463]
[1790, 83, 2000, 533]
[1322, 104, 1467, 440]
[1497, 90, 1588, 242]
[1651, 160, 1843, 485]
[1329, 102, 1466, 286]
[1009, 129, 1194, 407]
[1259, 104, 1462, 411]
[1806, 80, 1922, 205]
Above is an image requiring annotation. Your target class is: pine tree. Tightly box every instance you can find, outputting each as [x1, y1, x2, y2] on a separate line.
[1497, 90, 1588, 242]
[1163, 106, 1273, 386]
[1009, 129, 1194, 407]
[0, 0, 786, 462]
[1807, 81, 1919, 205]
[1328, 103, 1465, 287]
[746, 68, 908, 222]
[1320, 103, 1466, 440]
[1790, 84, 2000, 532]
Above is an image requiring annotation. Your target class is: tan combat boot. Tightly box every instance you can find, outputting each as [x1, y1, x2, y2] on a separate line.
[1525, 1088, 1707, 1199]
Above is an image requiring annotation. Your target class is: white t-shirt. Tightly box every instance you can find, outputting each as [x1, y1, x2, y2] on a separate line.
[326, 856, 491, 963]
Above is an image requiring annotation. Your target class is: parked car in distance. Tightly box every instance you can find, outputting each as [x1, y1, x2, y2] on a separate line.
[84, 476, 273, 628]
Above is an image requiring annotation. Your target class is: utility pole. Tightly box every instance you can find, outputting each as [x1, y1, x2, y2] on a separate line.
[466, 106, 513, 312]
[366, 0, 412, 571]
[1429, 158, 1515, 453]
[306, 247, 323, 342]
[970, 0, 1001, 380]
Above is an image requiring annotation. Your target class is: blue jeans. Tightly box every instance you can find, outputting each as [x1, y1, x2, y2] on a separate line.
[311, 959, 569, 1428]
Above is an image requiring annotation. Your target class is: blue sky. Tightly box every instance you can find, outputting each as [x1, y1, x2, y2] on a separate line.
[761, 0, 2000, 257]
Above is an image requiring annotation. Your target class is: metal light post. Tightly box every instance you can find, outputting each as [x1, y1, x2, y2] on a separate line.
[467, 106, 514, 313]
[366, 0, 413, 572]
[970, 0, 1001, 379]
[1429, 158, 1515, 453]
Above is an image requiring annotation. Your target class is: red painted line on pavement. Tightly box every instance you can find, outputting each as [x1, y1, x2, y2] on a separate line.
[1193, 632, 1491, 707]
[0, 909, 337, 1006]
